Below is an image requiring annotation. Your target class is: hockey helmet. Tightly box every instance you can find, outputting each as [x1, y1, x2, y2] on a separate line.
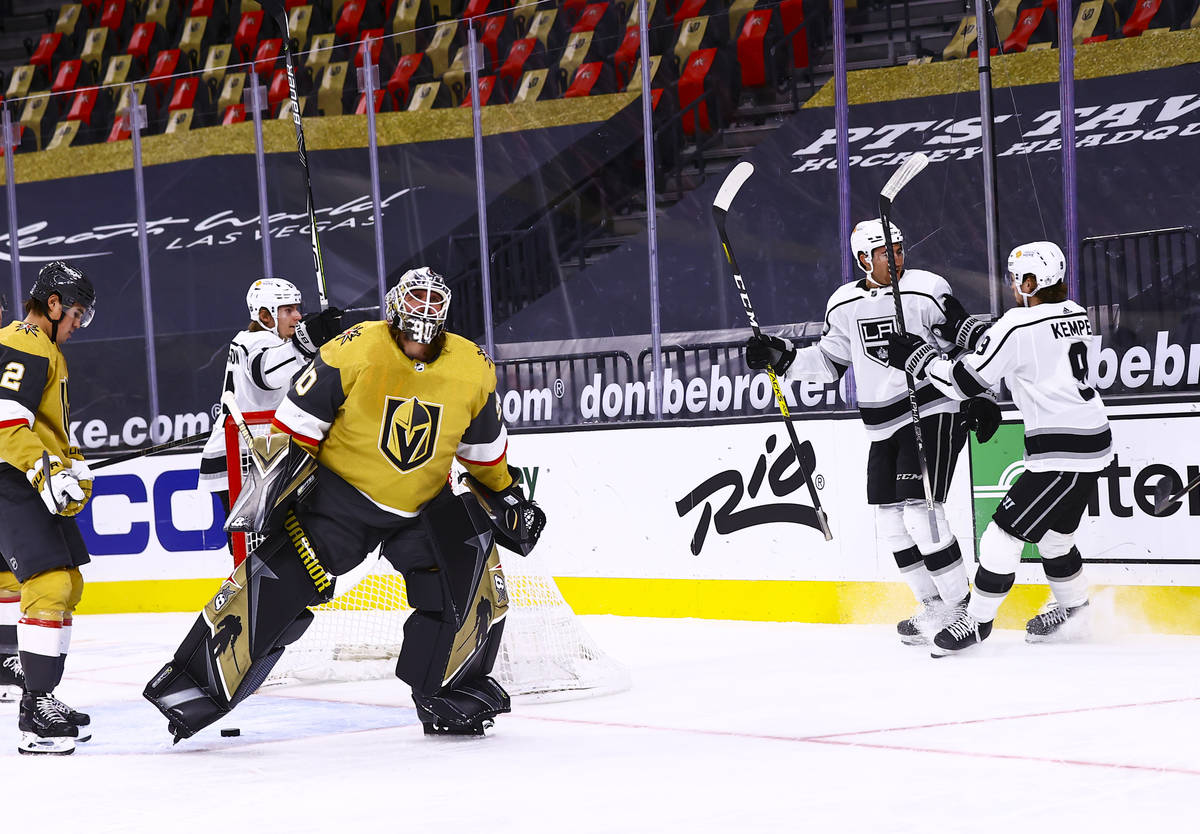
[385, 267, 451, 344]
[30, 261, 96, 328]
[246, 278, 303, 337]
[1007, 241, 1065, 305]
[850, 218, 903, 274]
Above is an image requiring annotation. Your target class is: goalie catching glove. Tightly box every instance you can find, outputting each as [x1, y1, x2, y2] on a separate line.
[458, 466, 546, 556]
[27, 452, 87, 516]
[745, 334, 796, 374]
[293, 306, 344, 358]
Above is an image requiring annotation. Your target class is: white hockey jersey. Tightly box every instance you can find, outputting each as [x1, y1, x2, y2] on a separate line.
[784, 269, 958, 440]
[199, 328, 309, 491]
[924, 300, 1112, 473]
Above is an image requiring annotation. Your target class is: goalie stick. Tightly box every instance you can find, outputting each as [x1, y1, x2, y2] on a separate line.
[1154, 472, 1200, 515]
[713, 161, 832, 541]
[260, 0, 330, 311]
[878, 152, 939, 543]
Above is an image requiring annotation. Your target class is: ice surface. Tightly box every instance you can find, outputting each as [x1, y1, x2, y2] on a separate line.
[2, 613, 1197, 832]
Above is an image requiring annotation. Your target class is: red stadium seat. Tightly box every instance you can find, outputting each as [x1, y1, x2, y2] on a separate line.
[222, 103, 247, 124]
[126, 22, 162, 66]
[1122, 0, 1168, 36]
[355, 89, 389, 113]
[386, 53, 433, 109]
[677, 46, 737, 134]
[778, 0, 810, 70]
[268, 69, 291, 110]
[30, 33, 65, 74]
[51, 60, 83, 95]
[459, 74, 506, 106]
[737, 9, 786, 90]
[478, 14, 516, 68]
[169, 77, 202, 111]
[234, 11, 265, 62]
[254, 39, 283, 76]
[100, 0, 129, 32]
[562, 61, 615, 97]
[562, 0, 591, 25]
[612, 26, 639, 87]
[148, 49, 183, 87]
[1003, 5, 1049, 51]
[498, 38, 547, 97]
[107, 112, 132, 142]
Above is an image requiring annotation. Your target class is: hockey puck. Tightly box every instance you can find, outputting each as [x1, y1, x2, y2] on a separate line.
[220, 728, 241, 737]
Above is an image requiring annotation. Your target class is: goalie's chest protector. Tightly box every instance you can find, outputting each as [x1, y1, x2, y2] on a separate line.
[315, 324, 496, 515]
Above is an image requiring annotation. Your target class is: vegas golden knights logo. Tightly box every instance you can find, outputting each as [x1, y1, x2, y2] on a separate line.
[380, 395, 443, 472]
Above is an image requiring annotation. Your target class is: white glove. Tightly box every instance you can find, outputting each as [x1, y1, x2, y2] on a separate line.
[26, 454, 87, 516]
[67, 446, 94, 504]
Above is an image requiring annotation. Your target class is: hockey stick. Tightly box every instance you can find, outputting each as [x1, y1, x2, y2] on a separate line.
[91, 430, 210, 471]
[878, 152, 940, 543]
[220, 391, 256, 452]
[1154, 472, 1200, 515]
[261, 0, 329, 311]
[713, 161, 832, 541]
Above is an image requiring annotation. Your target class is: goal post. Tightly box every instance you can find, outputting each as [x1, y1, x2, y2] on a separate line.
[224, 412, 629, 699]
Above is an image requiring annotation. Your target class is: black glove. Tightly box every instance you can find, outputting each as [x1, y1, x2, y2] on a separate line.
[884, 332, 936, 379]
[459, 466, 547, 556]
[932, 295, 990, 351]
[963, 396, 1001, 443]
[745, 334, 796, 374]
[294, 307, 344, 357]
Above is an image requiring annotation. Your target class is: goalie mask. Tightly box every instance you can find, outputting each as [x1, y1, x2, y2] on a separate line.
[246, 278, 303, 337]
[385, 267, 451, 344]
[31, 261, 96, 339]
[850, 218, 903, 274]
[1007, 241, 1065, 305]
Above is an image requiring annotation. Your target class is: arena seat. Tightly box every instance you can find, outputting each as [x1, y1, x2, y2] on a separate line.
[429, 0, 467, 23]
[29, 33, 71, 85]
[407, 79, 452, 109]
[99, 0, 134, 43]
[233, 10, 265, 62]
[386, 52, 434, 109]
[556, 30, 608, 92]
[778, 0, 813, 72]
[222, 102, 246, 124]
[254, 38, 283, 77]
[736, 8, 788, 94]
[390, 0, 433, 55]
[1121, 0, 1176, 35]
[425, 19, 466, 77]
[65, 84, 114, 140]
[19, 94, 52, 151]
[46, 119, 82, 149]
[54, 4, 90, 49]
[354, 28, 397, 78]
[459, 73, 508, 106]
[50, 59, 87, 96]
[511, 66, 560, 102]
[188, 0, 229, 35]
[672, 0, 728, 39]
[100, 53, 133, 86]
[525, 6, 573, 55]
[216, 72, 247, 116]
[562, 60, 617, 97]
[5, 66, 38, 100]
[305, 34, 337, 80]
[126, 21, 168, 74]
[673, 16, 728, 72]
[442, 43, 491, 104]
[335, 0, 385, 43]
[142, 0, 182, 43]
[178, 16, 216, 69]
[355, 88, 391, 112]
[479, 13, 517, 68]
[498, 37, 548, 97]
[571, 2, 623, 50]
[285, 4, 316, 51]
[942, 14, 978, 60]
[611, 25, 641, 86]
[1003, 1, 1057, 51]
[676, 45, 738, 135]
[1073, 0, 1120, 41]
[201, 44, 233, 88]
[626, 0, 673, 54]
[316, 60, 359, 115]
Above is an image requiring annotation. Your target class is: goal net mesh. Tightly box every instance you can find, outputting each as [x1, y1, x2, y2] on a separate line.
[226, 413, 628, 699]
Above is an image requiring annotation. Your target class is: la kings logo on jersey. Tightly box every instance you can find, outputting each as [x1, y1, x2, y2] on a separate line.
[380, 395, 443, 473]
[859, 316, 899, 367]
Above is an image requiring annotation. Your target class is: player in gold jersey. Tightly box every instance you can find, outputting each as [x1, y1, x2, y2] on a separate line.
[145, 267, 546, 740]
[0, 262, 97, 755]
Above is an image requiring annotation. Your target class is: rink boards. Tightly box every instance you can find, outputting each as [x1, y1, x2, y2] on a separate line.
[73, 408, 1200, 633]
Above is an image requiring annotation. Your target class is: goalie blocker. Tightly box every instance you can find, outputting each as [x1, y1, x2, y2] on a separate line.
[145, 436, 526, 741]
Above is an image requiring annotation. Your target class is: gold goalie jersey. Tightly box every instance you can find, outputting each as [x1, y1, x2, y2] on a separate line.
[0, 321, 73, 474]
[272, 321, 512, 516]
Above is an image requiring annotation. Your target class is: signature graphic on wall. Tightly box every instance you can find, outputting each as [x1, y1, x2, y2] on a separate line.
[675, 434, 826, 555]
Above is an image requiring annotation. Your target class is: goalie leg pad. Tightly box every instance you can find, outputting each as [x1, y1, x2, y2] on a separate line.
[413, 675, 511, 735]
[143, 513, 333, 742]
[383, 491, 511, 725]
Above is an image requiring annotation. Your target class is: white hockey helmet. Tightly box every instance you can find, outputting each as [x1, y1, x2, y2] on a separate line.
[1007, 241, 1065, 305]
[246, 278, 303, 337]
[385, 267, 451, 344]
[850, 218, 903, 274]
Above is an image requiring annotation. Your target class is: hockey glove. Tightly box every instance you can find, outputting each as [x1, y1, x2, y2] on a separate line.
[459, 466, 547, 556]
[66, 446, 94, 504]
[885, 332, 936, 380]
[293, 307, 344, 358]
[932, 295, 990, 351]
[745, 334, 796, 374]
[963, 396, 1002, 443]
[26, 453, 86, 516]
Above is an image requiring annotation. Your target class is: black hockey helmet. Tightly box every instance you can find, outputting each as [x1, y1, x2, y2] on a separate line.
[30, 261, 96, 327]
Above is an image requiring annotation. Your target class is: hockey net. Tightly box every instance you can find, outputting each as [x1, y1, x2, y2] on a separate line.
[225, 413, 628, 699]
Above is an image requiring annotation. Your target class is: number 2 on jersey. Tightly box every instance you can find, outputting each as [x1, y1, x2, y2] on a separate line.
[0, 361, 24, 391]
[1067, 342, 1095, 401]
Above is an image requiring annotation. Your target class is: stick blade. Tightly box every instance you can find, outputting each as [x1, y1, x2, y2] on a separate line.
[880, 152, 929, 201]
[713, 161, 755, 213]
[1153, 475, 1178, 515]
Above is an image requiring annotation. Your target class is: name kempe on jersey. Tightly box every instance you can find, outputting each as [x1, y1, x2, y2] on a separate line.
[0, 321, 74, 473]
[785, 269, 957, 441]
[273, 321, 511, 516]
[926, 300, 1112, 473]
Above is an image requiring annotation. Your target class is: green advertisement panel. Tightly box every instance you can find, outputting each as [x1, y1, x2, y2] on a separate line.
[969, 422, 1038, 562]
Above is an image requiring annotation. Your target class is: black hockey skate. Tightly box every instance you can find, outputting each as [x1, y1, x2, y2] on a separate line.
[46, 693, 91, 742]
[897, 596, 942, 646]
[931, 610, 993, 657]
[0, 653, 23, 702]
[1026, 600, 1090, 644]
[17, 691, 78, 755]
